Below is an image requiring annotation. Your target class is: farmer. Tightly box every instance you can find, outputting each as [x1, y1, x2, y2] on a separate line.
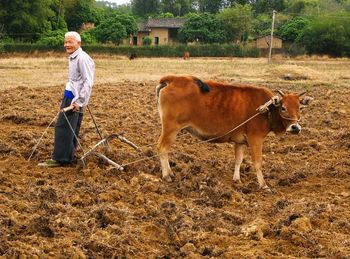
[39, 31, 95, 167]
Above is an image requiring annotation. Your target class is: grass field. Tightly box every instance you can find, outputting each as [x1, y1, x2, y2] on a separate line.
[1, 55, 350, 90]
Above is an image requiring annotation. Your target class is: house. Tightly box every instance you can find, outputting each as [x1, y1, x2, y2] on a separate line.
[130, 18, 186, 46]
[256, 35, 282, 49]
[80, 22, 95, 31]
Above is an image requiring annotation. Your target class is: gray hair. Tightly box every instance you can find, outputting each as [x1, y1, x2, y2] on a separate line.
[65, 31, 81, 42]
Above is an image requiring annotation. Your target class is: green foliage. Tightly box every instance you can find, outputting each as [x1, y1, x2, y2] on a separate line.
[278, 17, 310, 42]
[48, 0, 67, 30]
[154, 12, 175, 18]
[252, 14, 272, 37]
[0, 43, 260, 58]
[217, 4, 253, 42]
[142, 36, 152, 45]
[179, 13, 227, 43]
[160, 0, 193, 16]
[253, 0, 286, 14]
[198, 0, 223, 13]
[0, 36, 15, 44]
[131, 0, 161, 17]
[36, 29, 67, 46]
[80, 31, 97, 44]
[92, 13, 138, 45]
[284, 0, 319, 14]
[0, 0, 55, 41]
[298, 15, 350, 56]
[64, 0, 100, 31]
[113, 14, 138, 36]
[92, 17, 127, 45]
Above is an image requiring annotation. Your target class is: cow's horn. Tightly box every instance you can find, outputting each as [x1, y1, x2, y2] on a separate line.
[276, 90, 285, 96]
[299, 91, 306, 97]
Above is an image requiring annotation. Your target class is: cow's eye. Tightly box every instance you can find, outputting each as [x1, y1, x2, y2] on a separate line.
[281, 106, 287, 112]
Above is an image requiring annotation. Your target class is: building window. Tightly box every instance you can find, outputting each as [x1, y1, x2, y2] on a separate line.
[154, 37, 159, 45]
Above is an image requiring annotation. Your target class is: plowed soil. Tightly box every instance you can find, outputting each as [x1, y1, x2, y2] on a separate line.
[0, 57, 349, 258]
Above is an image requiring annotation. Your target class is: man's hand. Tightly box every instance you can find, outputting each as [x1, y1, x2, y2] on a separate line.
[72, 103, 80, 112]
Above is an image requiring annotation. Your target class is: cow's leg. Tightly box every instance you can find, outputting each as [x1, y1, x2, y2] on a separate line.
[248, 136, 271, 193]
[233, 143, 245, 183]
[157, 122, 180, 182]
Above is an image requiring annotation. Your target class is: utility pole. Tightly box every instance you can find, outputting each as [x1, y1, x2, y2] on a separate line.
[268, 10, 276, 64]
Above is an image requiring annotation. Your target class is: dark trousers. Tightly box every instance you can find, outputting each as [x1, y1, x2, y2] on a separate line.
[52, 97, 83, 163]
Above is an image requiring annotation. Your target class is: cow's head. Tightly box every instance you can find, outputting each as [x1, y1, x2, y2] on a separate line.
[274, 90, 313, 134]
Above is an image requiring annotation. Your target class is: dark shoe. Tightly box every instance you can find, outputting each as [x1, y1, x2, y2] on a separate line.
[38, 159, 62, 167]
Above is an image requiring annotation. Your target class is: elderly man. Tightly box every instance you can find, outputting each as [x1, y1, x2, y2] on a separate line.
[39, 31, 95, 167]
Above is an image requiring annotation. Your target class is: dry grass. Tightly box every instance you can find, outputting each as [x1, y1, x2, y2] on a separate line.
[1, 55, 350, 90]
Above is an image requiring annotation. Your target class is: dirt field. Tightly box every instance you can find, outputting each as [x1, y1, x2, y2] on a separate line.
[0, 56, 349, 258]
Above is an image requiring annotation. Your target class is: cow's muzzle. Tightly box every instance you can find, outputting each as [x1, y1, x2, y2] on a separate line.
[286, 123, 301, 134]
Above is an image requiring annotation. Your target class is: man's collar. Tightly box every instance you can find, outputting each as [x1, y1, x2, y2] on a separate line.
[69, 47, 82, 60]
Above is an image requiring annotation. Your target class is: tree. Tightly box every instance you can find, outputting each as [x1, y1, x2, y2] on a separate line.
[92, 14, 138, 45]
[252, 14, 271, 36]
[160, 0, 195, 16]
[113, 14, 138, 36]
[223, 0, 251, 8]
[92, 17, 126, 44]
[131, 0, 160, 17]
[197, 0, 223, 13]
[284, 0, 319, 14]
[298, 15, 350, 56]
[64, 0, 100, 31]
[0, 0, 55, 41]
[48, 0, 67, 31]
[217, 4, 253, 42]
[278, 17, 310, 42]
[179, 13, 227, 43]
[253, 0, 286, 14]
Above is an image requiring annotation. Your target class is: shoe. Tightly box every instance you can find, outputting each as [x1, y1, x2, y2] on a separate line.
[38, 159, 62, 167]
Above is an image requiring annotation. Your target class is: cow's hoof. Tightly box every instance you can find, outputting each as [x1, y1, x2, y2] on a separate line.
[162, 175, 172, 182]
[232, 178, 242, 183]
[261, 185, 273, 194]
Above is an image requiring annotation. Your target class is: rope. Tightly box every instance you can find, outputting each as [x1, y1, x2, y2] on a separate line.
[117, 110, 265, 168]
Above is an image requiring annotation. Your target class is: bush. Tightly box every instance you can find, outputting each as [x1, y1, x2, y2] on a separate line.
[36, 30, 67, 46]
[0, 43, 260, 57]
[278, 17, 310, 42]
[298, 16, 350, 57]
[142, 36, 152, 46]
[81, 31, 97, 45]
[179, 13, 227, 43]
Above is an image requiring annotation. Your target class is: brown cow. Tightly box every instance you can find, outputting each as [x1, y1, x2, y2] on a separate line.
[183, 51, 190, 60]
[156, 75, 312, 192]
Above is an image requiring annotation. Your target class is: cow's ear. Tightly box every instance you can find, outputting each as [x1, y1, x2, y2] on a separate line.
[300, 96, 314, 106]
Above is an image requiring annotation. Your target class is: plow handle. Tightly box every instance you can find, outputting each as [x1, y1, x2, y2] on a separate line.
[61, 105, 74, 113]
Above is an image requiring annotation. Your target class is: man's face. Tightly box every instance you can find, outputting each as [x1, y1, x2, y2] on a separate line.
[64, 35, 81, 54]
